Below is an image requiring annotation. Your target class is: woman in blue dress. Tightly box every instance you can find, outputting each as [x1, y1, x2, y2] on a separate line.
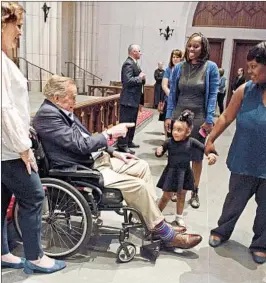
[206, 42, 266, 264]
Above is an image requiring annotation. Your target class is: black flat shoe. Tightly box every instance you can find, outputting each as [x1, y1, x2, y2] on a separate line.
[251, 252, 266, 264]
[128, 142, 140, 148]
[209, 235, 223, 247]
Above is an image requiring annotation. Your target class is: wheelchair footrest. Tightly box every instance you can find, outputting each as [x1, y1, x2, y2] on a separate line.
[140, 240, 161, 263]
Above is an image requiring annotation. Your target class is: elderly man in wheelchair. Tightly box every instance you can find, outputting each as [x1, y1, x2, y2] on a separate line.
[23, 75, 202, 263]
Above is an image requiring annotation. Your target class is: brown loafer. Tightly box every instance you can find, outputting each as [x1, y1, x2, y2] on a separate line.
[165, 233, 202, 249]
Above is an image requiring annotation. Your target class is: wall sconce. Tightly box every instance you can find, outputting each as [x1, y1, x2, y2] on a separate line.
[42, 2, 50, 23]
[159, 26, 174, 40]
[159, 20, 175, 40]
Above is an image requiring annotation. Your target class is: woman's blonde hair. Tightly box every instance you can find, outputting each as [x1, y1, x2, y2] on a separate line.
[1, 2, 24, 25]
[43, 75, 75, 99]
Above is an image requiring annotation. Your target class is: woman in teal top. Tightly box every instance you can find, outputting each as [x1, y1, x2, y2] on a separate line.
[206, 42, 266, 264]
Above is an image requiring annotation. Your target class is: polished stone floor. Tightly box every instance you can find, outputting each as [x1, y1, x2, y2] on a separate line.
[2, 110, 265, 283]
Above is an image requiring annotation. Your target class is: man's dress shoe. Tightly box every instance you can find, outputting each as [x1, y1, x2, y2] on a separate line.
[117, 146, 135, 155]
[164, 233, 202, 249]
[128, 142, 140, 148]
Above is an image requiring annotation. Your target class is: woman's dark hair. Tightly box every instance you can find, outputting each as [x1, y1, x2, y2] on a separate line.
[168, 49, 183, 68]
[219, 68, 224, 76]
[177, 109, 194, 128]
[184, 32, 210, 63]
[247, 41, 266, 65]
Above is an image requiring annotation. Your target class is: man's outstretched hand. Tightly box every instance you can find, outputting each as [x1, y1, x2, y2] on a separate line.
[107, 123, 135, 139]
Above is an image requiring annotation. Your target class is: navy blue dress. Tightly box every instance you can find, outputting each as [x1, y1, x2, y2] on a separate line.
[156, 137, 205, 192]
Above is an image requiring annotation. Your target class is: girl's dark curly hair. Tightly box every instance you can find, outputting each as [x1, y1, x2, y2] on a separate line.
[178, 109, 194, 128]
[247, 41, 266, 65]
[184, 32, 210, 63]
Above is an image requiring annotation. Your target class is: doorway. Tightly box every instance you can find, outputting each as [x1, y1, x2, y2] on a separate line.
[226, 39, 261, 105]
[208, 38, 224, 68]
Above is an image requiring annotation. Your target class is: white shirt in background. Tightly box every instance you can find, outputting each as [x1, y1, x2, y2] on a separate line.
[1, 51, 32, 161]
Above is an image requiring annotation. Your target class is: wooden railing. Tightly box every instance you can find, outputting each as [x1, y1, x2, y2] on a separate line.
[74, 94, 120, 133]
[66, 62, 102, 94]
[18, 57, 54, 91]
[87, 85, 122, 97]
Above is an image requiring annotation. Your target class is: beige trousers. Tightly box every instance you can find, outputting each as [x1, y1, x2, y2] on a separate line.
[93, 152, 164, 229]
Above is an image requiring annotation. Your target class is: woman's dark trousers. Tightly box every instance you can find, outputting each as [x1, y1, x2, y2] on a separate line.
[217, 91, 226, 114]
[211, 173, 266, 252]
[1, 159, 45, 260]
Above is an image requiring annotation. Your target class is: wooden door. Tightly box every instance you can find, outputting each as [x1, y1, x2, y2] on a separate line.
[208, 38, 224, 68]
[226, 40, 261, 105]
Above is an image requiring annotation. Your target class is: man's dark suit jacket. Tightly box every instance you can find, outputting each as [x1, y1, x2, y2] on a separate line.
[120, 57, 145, 108]
[232, 75, 246, 91]
[32, 99, 114, 171]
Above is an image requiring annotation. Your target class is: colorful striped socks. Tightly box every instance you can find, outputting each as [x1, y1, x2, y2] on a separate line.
[153, 221, 175, 242]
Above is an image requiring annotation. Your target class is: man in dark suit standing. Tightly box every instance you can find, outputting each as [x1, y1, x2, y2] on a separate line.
[117, 44, 146, 154]
[232, 67, 246, 93]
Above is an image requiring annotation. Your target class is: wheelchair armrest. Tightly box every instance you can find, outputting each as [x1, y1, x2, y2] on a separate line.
[48, 168, 102, 179]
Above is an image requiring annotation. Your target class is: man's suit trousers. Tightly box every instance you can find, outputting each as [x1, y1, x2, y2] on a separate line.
[93, 152, 164, 230]
[117, 105, 139, 147]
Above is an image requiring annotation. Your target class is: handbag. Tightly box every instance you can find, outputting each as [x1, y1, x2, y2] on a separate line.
[157, 101, 165, 113]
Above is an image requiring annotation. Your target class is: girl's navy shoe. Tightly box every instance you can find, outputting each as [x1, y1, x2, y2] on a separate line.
[1, 258, 26, 269]
[23, 259, 66, 274]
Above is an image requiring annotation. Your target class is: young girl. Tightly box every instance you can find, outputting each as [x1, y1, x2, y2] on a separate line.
[156, 110, 217, 228]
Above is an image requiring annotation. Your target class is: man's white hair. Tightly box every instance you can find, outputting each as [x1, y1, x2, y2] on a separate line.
[128, 44, 140, 55]
[43, 75, 75, 99]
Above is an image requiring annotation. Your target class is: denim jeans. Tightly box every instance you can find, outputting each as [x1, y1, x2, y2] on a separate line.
[1, 159, 45, 260]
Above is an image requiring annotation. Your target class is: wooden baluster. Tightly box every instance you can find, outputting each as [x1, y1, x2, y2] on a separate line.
[105, 102, 109, 128]
[112, 101, 116, 126]
[89, 107, 94, 133]
[100, 105, 104, 132]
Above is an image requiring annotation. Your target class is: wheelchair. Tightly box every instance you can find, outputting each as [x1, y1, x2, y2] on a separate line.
[12, 128, 162, 263]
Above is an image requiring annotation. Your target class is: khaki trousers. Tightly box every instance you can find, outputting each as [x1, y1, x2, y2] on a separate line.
[93, 152, 164, 229]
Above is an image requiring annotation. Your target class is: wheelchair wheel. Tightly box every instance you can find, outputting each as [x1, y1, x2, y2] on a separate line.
[116, 242, 136, 263]
[13, 178, 93, 258]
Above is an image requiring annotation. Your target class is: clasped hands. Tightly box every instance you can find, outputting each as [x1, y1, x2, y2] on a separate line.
[113, 151, 139, 164]
[20, 148, 38, 175]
